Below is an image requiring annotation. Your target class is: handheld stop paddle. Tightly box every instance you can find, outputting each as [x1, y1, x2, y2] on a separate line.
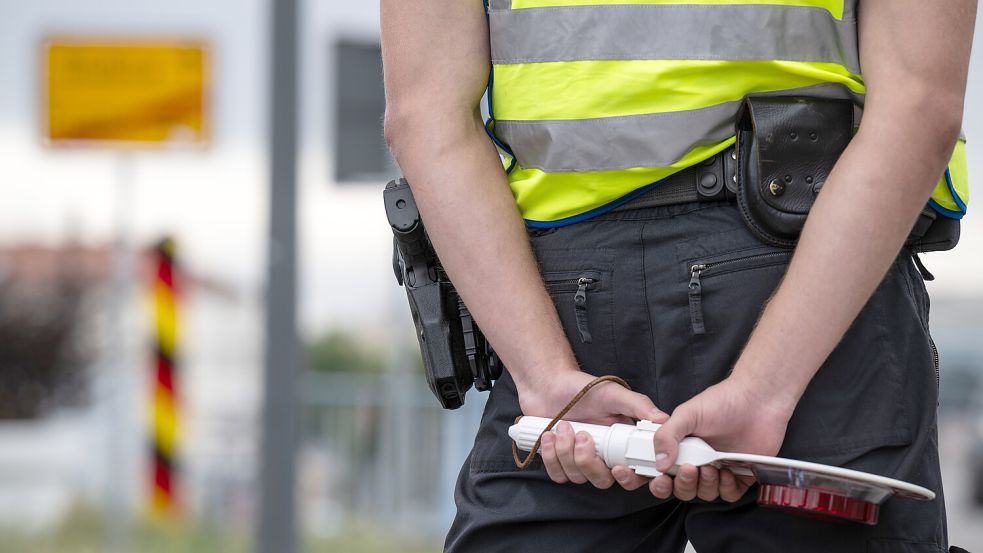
[509, 416, 934, 525]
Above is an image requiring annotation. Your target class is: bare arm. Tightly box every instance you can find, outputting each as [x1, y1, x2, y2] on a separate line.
[652, 0, 977, 494]
[732, 0, 976, 409]
[382, 0, 575, 393]
[382, 0, 663, 489]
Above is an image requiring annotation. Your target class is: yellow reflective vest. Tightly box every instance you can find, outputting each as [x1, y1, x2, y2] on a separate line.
[485, 0, 970, 227]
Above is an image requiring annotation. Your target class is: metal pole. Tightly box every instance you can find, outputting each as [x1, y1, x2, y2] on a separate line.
[106, 152, 133, 553]
[256, 0, 299, 550]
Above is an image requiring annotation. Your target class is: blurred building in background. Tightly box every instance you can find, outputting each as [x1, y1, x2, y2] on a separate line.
[0, 1, 982, 552]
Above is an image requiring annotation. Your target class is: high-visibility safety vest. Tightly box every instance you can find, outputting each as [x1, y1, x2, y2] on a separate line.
[484, 0, 970, 227]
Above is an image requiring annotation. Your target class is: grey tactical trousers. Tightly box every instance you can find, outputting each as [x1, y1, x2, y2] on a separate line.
[445, 200, 948, 553]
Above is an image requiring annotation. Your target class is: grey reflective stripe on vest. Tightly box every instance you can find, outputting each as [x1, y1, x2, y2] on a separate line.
[841, 0, 858, 21]
[496, 84, 864, 173]
[487, 0, 511, 11]
[490, 4, 859, 73]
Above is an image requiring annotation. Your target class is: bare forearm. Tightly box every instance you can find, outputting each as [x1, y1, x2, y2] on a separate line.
[381, 0, 582, 401]
[381, 0, 662, 433]
[734, 116, 959, 406]
[385, 114, 579, 387]
[731, 0, 975, 408]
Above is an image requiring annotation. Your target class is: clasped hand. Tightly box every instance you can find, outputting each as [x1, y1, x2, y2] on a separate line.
[517, 370, 792, 502]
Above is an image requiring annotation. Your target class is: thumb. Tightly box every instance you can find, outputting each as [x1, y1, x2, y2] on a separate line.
[610, 387, 667, 424]
[652, 405, 697, 473]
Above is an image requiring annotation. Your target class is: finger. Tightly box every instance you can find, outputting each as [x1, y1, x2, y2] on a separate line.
[673, 464, 699, 501]
[719, 469, 742, 502]
[574, 432, 615, 489]
[649, 474, 674, 499]
[696, 465, 720, 502]
[648, 407, 670, 424]
[555, 422, 587, 484]
[611, 465, 650, 491]
[539, 431, 569, 484]
[736, 475, 756, 497]
[719, 472, 755, 502]
[652, 406, 697, 473]
[608, 387, 668, 423]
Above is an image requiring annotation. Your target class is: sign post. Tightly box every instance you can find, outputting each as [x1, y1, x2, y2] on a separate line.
[256, 0, 300, 551]
[41, 37, 209, 551]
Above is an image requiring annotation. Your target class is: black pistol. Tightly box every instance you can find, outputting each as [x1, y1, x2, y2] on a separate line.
[384, 178, 500, 409]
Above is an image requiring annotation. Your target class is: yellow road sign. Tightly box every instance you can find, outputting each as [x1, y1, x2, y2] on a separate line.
[43, 38, 209, 147]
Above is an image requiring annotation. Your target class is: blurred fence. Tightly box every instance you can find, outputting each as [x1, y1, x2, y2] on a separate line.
[297, 371, 486, 540]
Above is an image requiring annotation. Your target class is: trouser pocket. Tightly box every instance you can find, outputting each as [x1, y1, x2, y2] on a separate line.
[543, 270, 602, 344]
[466, 246, 621, 472]
[686, 249, 793, 335]
[677, 237, 917, 462]
[536, 248, 617, 377]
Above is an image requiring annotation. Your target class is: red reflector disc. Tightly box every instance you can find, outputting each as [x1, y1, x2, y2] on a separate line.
[757, 484, 880, 525]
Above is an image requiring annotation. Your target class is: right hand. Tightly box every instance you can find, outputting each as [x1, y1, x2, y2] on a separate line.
[515, 369, 668, 491]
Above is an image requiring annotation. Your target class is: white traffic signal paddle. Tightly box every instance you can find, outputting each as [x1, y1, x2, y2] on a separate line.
[510, 416, 934, 525]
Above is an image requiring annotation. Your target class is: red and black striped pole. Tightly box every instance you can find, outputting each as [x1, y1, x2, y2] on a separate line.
[149, 237, 180, 516]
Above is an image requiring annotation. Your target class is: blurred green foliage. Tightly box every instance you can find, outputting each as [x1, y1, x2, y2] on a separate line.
[0, 503, 439, 553]
[0, 504, 242, 553]
[305, 330, 424, 374]
[306, 331, 385, 374]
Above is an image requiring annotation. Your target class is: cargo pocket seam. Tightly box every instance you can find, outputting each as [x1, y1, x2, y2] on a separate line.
[781, 276, 912, 459]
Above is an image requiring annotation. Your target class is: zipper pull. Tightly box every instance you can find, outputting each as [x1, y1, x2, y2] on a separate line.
[574, 277, 594, 343]
[688, 265, 706, 335]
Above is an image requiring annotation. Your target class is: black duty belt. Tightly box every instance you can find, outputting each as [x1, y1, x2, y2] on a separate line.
[613, 142, 958, 254]
[614, 147, 739, 212]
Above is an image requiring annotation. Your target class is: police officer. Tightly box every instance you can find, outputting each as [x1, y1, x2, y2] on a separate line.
[381, 0, 976, 551]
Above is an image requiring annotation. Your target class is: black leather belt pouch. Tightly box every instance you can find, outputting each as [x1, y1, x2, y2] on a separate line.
[735, 96, 853, 248]
[735, 95, 961, 252]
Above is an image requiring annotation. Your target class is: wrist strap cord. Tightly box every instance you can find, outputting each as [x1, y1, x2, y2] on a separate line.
[511, 375, 632, 469]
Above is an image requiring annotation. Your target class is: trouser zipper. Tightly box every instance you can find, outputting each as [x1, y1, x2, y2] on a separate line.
[687, 251, 792, 335]
[689, 265, 706, 335]
[574, 277, 595, 343]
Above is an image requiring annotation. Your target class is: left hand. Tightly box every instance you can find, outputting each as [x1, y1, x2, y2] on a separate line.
[649, 372, 797, 502]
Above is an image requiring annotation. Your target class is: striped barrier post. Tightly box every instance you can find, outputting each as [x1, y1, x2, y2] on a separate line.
[149, 237, 180, 517]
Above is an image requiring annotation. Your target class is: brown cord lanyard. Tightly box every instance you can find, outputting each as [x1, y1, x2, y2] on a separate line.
[511, 375, 632, 469]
